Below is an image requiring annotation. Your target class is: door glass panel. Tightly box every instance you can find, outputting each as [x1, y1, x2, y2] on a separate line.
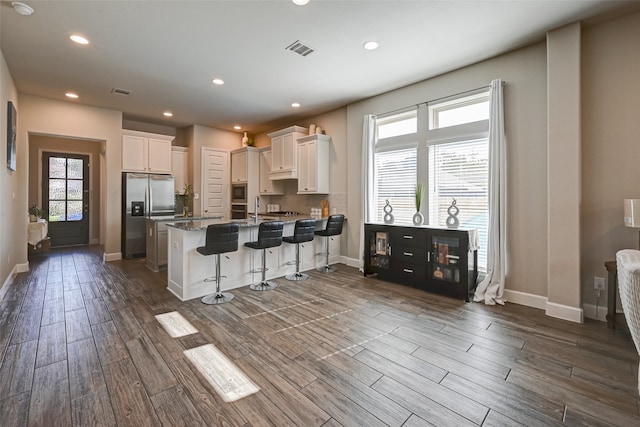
[67, 201, 83, 221]
[49, 157, 66, 178]
[431, 235, 460, 283]
[49, 179, 66, 200]
[67, 158, 83, 179]
[67, 180, 83, 200]
[49, 201, 65, 222]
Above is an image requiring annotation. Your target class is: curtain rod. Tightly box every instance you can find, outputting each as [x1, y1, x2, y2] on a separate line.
[377, 81, 506, 118]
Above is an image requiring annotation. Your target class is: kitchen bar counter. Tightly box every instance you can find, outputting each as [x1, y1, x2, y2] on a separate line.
[145, 215, 223, 272]
[166, 216, 340, 301]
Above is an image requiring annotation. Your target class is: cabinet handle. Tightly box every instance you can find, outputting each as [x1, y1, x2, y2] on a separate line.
[403, 268, 414, 273]
[427, 252, 431, 262]
[280, 166, 283, 169]
[403, 235, 413, 239]
[403, 252, 413, 256]
[305, 188, 308, 190]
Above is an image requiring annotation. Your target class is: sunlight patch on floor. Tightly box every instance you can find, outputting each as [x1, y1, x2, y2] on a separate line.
[183, 344, 260, 402]
[155, 311, 199, 338]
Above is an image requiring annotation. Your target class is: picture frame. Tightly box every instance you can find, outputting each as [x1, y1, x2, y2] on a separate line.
[6, 101, 16, 171]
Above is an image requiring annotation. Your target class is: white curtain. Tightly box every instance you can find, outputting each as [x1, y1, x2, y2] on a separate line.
[474, 79, 507, 305]
[359, 115, 376, 271]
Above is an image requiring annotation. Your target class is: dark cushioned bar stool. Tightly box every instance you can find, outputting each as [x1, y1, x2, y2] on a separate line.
[283, 219, 316, 281]
[315, 214, 345, 273]
[244, 221, 284, 291]
[197, 223, 239, 305]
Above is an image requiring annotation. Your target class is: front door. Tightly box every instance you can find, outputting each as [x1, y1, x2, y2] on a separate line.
[43, 152, 90, 247]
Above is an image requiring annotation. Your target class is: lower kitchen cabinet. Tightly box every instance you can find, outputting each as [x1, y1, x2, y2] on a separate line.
[364, 223, 478, 301]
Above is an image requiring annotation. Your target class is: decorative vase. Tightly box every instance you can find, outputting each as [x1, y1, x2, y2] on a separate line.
[183, 205, 189, 218]
[446, 198, 460, 229]
[241, 132, 248, 147]
[308, 124, 316, 134]
[383, 199, 394, 224]
[412, 212, 424, 226]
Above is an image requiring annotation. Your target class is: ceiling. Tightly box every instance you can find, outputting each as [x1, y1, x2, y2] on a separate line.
[1, 0, 638, 134]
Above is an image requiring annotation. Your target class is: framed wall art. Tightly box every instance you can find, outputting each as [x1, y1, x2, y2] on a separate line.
[6, 101, 17, 171]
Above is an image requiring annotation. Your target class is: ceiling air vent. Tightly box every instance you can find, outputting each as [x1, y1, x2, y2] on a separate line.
[285, 40, 314, 57]
[111, 88, 131, 96]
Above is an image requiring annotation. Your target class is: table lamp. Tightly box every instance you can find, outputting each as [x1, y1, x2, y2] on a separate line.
[624, 199, 640, 249]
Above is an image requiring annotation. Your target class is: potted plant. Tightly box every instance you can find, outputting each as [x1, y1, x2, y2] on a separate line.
[175, 184, 193, 217]
[413, 184, 424, 226]
[29, 203, 44, 222]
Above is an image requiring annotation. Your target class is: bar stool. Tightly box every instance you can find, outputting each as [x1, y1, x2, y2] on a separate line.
[197, 223, 239, 305]
[315, 214, 344, 273]
[244, 221, 284, 291]
[283, 219, 316, 281]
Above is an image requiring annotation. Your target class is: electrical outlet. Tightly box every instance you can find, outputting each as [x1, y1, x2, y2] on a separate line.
[594, 276, 606, 291]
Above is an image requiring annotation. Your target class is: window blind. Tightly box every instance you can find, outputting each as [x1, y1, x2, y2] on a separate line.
[374, 148, 417, 224]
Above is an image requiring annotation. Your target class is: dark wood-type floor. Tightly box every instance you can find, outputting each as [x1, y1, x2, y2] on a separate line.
[1, 246, 639, 426]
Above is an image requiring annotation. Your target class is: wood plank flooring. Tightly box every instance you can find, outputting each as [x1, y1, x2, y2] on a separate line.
[1, 245, 639, 426]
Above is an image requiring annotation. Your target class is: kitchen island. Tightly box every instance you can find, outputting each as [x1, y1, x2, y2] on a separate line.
[146, 215, 224, 272]
[166, 216, 341, 301]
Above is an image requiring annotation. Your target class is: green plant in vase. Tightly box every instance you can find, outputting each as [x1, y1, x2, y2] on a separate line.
[175, 184, 193, 217]
[413, 183, 424, 226]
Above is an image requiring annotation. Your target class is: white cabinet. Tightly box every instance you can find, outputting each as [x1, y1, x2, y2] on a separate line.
[122, 130, 173, 173]
[171, 147, 189, 192]
[297, 134, 330, 194]
[231, 147, 260, 213]
[231, 149, 248, 183]
[267, 126, 308, 180]
[259, 147, 284, 195]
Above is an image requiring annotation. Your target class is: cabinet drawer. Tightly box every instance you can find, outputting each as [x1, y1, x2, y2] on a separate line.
[392, 246, 427, 264]
[391, 228, 427, 248]
[391, 260, 426, 285]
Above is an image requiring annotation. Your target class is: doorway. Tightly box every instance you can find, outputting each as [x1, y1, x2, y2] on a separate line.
[42, 152, 90, 247]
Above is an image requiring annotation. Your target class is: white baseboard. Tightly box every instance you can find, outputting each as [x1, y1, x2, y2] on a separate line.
[103, 252, 122, 262]
[503, 289, 547, 310]
[344, 256, 360, 268]
[546, 301, 584, 323]
[90, 238, 99, 245]
[17, 262, 29, 273]
[0, 269, 16, 302]
[502, 289, 584, 323]
[582, 303, 608, 322]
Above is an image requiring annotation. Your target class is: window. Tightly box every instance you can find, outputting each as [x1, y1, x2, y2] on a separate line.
[370, 89, 490, 271]
[373, 109, 417, 224]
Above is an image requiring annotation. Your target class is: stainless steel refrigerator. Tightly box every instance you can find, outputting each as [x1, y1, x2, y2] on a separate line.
[122, 172, 175, 258]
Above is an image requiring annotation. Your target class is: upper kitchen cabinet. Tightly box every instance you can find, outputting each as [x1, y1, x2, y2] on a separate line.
[122, 130, 173, 174]
[259, 147, 284, 195]
[231, 146, 259, 183]
[171, 146, 189, 192]
[297, 134, 330, 194]
[267, 126, 308, 180]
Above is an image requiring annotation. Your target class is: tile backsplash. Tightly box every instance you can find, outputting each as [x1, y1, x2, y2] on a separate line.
[265, 181, 346, 216]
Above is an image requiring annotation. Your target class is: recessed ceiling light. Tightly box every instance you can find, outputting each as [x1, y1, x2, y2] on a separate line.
[163, 111, 173, 117]
[70, 34, 89, 45]
[12, 2, 34, 16]
[363, 41, 379, 50]
[291, 102, 301, 108]
[292, 0, 309, 5]
[212, 78, 224, 85]
[234, 125, 242, 130]
[65, 92, 78, 99]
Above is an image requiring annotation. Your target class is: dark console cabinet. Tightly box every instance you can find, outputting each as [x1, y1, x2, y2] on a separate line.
[364, 223, 478, 301]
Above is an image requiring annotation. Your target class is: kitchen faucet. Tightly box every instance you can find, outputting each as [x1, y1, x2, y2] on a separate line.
[254, 196, 260, 222]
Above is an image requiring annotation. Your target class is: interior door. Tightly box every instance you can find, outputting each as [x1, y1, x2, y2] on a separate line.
[201, 148, 229, 218]
[43, 152, 90, 247]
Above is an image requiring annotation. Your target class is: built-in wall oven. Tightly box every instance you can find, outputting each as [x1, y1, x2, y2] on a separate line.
[231, 183, 247, 203]
[231, 204, 248, 219]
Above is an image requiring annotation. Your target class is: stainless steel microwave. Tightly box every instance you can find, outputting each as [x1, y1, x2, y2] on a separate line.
[231, 183, 247, 203]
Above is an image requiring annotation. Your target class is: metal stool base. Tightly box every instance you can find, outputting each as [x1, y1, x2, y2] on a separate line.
[285, 272, 309, 281]
[201, 292, 235, 305]
[249, 281, 278, 291]
[317, 265, 337, 273]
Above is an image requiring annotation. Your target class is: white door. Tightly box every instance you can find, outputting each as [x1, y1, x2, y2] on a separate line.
[201, 148, 229, 218]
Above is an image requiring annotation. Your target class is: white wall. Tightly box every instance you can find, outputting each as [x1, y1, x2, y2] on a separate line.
[0, 50, 22, 291]
[346, 43, 549, 298]
[17, 95, 122, 260]
[581, 11, 640, 313]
